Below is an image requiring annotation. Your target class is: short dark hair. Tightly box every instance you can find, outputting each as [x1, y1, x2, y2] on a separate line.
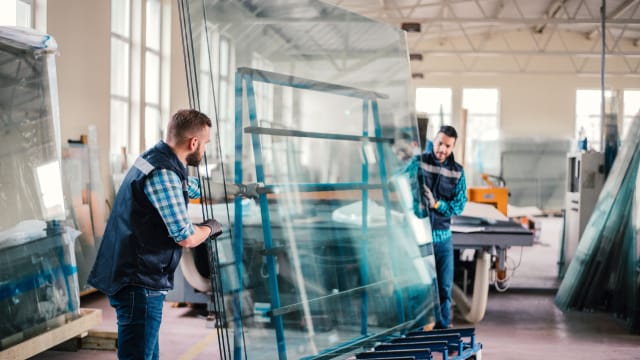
[166, 109, 212, 145]
[438, 125, 458, 140]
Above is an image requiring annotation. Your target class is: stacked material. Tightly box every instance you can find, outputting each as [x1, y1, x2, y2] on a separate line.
[0, 221, 80, 349]
[555, 114, 640, 333]
[0, 26, 80, 348]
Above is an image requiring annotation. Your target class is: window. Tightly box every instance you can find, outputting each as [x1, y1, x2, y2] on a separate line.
[110, 0, 170, 162]
[462, 88, 500, 164]
[622, 90, 640, 140]
[415, 87, 452, 139]
[198, 32, 234, 170]
[16, 0, 32, 27]
[251, 53, 275, 180]
[0, 0, 32, 27]
[144, 0, 162, 147]
[251, 53, 274, 125]
[575, 89, 613, 151]
[110, 0, 131, 157]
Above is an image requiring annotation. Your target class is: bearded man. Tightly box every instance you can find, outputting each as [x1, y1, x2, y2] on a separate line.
[89, 109, 221, 360]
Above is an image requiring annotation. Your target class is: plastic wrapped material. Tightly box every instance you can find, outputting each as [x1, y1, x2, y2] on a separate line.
[0, 26, 80, 348]
[555, 114, 640, 333]
[0, 221, 80, 349]
[61, 142, 107, 293]
[178, 1, 439, 358]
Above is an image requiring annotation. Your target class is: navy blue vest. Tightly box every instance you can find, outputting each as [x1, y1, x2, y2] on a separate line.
[88, 142, 188, 295]
[418, 152, 463, 230]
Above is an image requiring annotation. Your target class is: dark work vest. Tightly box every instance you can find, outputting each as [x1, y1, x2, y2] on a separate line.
[418, 151, 463, 230]
[88, 141, 188, 296]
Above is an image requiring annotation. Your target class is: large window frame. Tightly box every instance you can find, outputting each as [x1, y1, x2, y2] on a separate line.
[575, 89, 614, 152]
[110, 0, 132, 159]
[198, 31, 234, 170]
[16, 0, 32, 27]
[0, 0, 33, 27]
[622, 90, 640, 141]
[462, 88, 500, 166]
[110, 0, 170, 162]
[415, 87, 452, 139]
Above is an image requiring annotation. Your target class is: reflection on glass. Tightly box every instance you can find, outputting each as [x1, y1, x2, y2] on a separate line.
[36, 161, 66, 220]
[179, 1, 437, 358]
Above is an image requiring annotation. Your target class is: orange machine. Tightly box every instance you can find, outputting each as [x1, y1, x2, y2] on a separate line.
[467, 174, 509, 216]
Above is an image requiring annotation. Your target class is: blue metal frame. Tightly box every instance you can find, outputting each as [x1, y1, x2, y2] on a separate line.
[356, 327, 483, 360]
[233, 71, 246, 360]
[234, 67, 399, 359]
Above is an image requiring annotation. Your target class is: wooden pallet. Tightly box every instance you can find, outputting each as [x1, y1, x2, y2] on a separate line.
[0, 308, 102, 360]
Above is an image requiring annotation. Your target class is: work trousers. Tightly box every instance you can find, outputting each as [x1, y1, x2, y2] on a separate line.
[108, 286, 165, 360]
[433, 239, 454, 328]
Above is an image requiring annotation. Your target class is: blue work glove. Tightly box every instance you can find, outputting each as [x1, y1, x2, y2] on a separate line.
[199, 219, 223, 238]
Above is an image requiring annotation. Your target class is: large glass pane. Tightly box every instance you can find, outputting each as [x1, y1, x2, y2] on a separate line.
[179, 1, 436, 359]
[556, 114, 640, 332]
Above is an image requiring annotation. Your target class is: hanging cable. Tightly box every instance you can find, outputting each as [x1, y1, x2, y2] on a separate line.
[600, 0, 606, 151]
[197, 0, 248, 358]
[179, 0, 249, 357]
[198, 163, 232, 360]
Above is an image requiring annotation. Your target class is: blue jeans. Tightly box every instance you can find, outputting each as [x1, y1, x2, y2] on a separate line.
[433, 239, 454, 328]
[108, 286, 165, 360]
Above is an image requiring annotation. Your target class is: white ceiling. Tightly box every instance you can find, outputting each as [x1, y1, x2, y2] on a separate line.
[326, 0, 640, 75]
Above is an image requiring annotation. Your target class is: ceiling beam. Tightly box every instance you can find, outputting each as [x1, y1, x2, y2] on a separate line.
[586, 0, 640, 39]
[203, 16, 639, 25]
[378, 16, 639, 25]
[417, 49, 640, 57]
[414, 70, 640, 76]
[534, 0, 568, 34]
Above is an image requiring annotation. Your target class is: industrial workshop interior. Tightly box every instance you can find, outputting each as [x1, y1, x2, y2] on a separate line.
[1, 0, 640, 359]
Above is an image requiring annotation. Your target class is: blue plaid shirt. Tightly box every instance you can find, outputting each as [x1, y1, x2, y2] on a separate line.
[144, 169, 201, 242]
[396, 155, 467, 243]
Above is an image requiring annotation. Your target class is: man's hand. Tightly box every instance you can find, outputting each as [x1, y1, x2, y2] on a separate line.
[237, 183, 261, 199]
[423, 185, 437, 209]
[198, 219, 223, 238]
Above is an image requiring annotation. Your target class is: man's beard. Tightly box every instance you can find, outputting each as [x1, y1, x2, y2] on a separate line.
[186, 146, 203, 166]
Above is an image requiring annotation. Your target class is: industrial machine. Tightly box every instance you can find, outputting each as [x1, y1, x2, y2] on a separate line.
[450, 203, 533, 324]
[559, 151, 605, 277]
[466, 174, 509, 216]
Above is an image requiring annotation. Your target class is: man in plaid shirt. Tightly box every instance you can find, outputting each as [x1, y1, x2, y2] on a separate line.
[89, 109, 222, 360]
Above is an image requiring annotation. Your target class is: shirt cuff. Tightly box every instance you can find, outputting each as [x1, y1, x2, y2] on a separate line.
[173, 223, 196, 242]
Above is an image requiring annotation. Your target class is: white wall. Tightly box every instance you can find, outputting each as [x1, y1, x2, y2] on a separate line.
[170, 5, 189, 113]
[47, 0, 111, 190]
[414, 73, 639, 139]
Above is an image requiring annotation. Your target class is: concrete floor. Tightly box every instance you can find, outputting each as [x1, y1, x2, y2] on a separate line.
[32, 216, 640, 359]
